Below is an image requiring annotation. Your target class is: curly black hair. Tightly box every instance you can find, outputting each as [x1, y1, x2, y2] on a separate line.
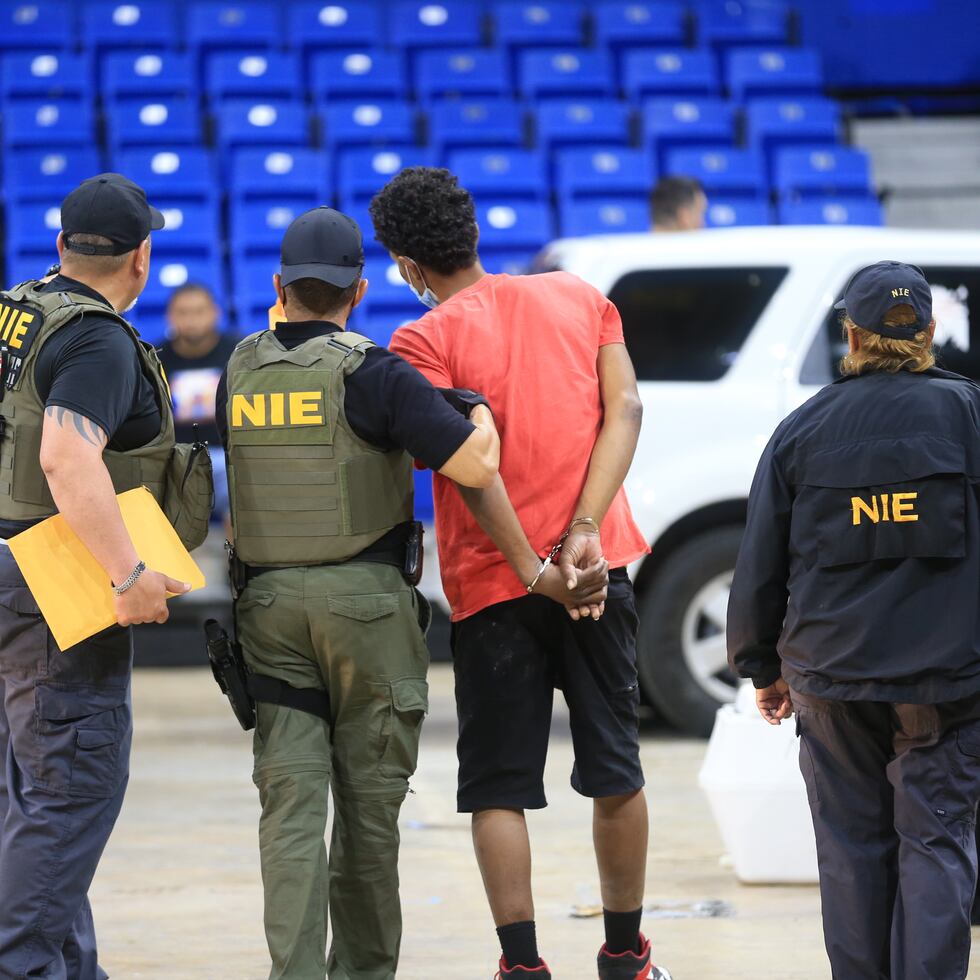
[369, 167, 479, 276]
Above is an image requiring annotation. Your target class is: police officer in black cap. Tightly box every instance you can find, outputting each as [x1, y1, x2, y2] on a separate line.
[728, 261, 980, 980]
[0, 174, 193, 979]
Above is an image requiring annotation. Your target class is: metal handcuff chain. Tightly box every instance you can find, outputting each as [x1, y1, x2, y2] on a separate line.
[526, 516, 601, 595]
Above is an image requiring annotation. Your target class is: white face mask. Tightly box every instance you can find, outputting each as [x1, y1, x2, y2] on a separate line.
[405, 260, 439, 309]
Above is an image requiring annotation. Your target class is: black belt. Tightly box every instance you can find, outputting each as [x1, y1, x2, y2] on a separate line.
[244, 547, 405, 585]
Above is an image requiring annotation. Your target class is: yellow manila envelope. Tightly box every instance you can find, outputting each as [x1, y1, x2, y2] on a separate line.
[8, 486, 206, 651]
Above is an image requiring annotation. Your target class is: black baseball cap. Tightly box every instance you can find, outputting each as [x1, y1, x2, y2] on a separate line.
[61, 173, 165, 255]
[834, 261, 933, 341]
[280, 207, 364, 289]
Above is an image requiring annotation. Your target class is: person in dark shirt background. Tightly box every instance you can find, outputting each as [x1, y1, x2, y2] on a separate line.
[158, 283, 236, 526]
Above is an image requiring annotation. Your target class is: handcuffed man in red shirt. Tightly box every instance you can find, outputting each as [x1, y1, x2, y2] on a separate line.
[370, 168, 670, 980]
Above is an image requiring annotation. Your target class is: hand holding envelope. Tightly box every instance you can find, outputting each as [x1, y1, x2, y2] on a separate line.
[9, 486, 206, 651]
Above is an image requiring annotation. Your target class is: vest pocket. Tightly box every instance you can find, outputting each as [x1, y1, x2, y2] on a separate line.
[163, 442, 215, 552]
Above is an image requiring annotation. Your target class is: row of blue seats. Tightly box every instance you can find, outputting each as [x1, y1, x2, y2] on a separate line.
[0, 2, 795, 55]
[1, 46, 822, 103]
[0, 96, 844, 165]
[6, 186, 881, 259]
[2, 144, 875, 208]
[0, 47, 823, 102]
[5, 191, 882, 325]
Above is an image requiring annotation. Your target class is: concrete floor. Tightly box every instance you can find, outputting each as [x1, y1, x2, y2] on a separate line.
[89, 665, 980, 980]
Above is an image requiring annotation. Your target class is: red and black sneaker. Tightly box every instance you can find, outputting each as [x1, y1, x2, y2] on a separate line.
[494, 957, 552, 979]
[597, 934, 672, 980]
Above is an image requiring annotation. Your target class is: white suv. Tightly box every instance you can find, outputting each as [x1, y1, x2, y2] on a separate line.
[536, 225, 980, 736]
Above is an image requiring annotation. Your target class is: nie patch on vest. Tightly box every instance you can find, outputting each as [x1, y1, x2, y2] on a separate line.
[230, 389, 327, 430]
[0, 298, 44, 391]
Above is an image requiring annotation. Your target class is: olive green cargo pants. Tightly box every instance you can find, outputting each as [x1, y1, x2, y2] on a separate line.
[237, 563, 430, 980]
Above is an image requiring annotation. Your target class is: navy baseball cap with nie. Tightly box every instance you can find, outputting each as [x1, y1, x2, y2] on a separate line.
[280, 207, 364, 289]
[61, 173, 165, 255]
[834, 260, 933, 341]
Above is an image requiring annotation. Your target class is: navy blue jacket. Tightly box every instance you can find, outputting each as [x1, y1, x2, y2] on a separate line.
[728, 367, 980, 703]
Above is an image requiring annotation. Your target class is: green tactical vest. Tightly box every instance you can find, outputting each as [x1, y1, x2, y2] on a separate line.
[0, 280, 175, 523]
[225, 328, 414, 567]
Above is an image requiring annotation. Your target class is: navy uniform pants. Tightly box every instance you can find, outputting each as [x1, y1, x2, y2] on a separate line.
[0, 548, 132, 980]
[793, 689, 980, 980]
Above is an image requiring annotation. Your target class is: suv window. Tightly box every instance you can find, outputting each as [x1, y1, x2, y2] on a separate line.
[801, 265, 980, 385]
[609, 267, 788, 382]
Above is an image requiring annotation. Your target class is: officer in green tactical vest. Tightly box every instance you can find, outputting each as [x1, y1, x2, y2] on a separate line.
[0, 173, 213, 979]
[215, 207, 500, 980]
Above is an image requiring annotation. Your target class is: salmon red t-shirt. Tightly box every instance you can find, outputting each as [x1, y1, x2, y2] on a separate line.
[390, 272, 649, 622]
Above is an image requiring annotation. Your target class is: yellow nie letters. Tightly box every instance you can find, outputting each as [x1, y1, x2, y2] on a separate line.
[0, 304, 35, 350]
[851, 491, 919, 525]
[231, 391, 324, 428]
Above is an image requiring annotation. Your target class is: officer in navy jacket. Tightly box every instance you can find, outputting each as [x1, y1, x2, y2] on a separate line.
[728, 261, 980, 980]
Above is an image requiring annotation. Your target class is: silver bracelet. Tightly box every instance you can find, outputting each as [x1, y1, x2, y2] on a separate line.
[112, 560, 146, 596]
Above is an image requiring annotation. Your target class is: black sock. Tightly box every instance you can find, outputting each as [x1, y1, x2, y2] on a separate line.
[497, 920, 539, 969]
[603, 907, 643, 955]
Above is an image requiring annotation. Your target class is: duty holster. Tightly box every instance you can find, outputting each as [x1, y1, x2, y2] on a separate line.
[205, 543, 332, 732]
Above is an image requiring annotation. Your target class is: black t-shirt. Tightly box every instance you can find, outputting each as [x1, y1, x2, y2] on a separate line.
[215, 321, 474, 471]
[158, 333, 238, 444]
[0, 274, 163, 538]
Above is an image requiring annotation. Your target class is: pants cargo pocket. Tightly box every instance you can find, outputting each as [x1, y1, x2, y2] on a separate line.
[34, 685, 130, 799]
[380, 677, 429, 781]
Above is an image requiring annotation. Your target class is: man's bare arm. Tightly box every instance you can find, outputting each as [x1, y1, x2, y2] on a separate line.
[558, 344, 643, 587]
[40, 407, 188, 625]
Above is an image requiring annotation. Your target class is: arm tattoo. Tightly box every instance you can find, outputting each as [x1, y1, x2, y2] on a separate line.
[44, 406, 108, 449]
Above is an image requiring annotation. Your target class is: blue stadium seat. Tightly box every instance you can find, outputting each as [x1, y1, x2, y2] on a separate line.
[664, 147, 766, 198]
[390, 2, 483, 52]
[705, 197, 771, 227]
[142, 256, 225, 312]
[476, 200, 553, 252]
[416, 50, 510, 101]
[233, 255, 279, 320]
[230, 148, 331, 203]
[728, 48, 823, 101]
[481, 251, 535, 275]
[555, 147, 655, 199]
[560, 199, 649, 237]
[5, 148, 102, 203]
[2, 99, 93, 147]
[6, 201, 64, 253]
[778, 197, 883, 226]
[286, 2, 384, 53]
[413, 468, 434, 521]
[361, 257, 417, 313]
[114, 147, 215, 201]
[216, 101, 310, 156]
[773, 146, 873, 198]
[81, 2, 175, 51]
[342, 201, 387, 255]
[187, 3, 279, 52]
[6, 254, 59, 289]
[0, 2, 72, 51]
[102, 51, 194, 99]
[519, 49, 614, 100]
[151, 200, 221, 255]
[128, 310, 169, 345]
[357, 316, 402, 348]
[622, 50, 719, 100]
[311, 50, 405, 102]
[1, 53, 89, 101]
[494, 3, 584, 54]
[105, 99, 201, 151]
[232, 200, 316, 255]
[337, 147, 433, 203]
[205, 52, 302, 101]
[322, 100, 416, 150]
[697, 2, 787, 50]
[593, 2, 687, 56]
[448, 149, 548, 200]
[429, 99, 525, 157]
[746, 97, 841, 167]
[642, 97, 735, 166]
[534, 99, 631, 152]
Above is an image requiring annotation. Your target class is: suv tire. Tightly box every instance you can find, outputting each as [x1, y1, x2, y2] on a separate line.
[636, 526, 744, 737]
